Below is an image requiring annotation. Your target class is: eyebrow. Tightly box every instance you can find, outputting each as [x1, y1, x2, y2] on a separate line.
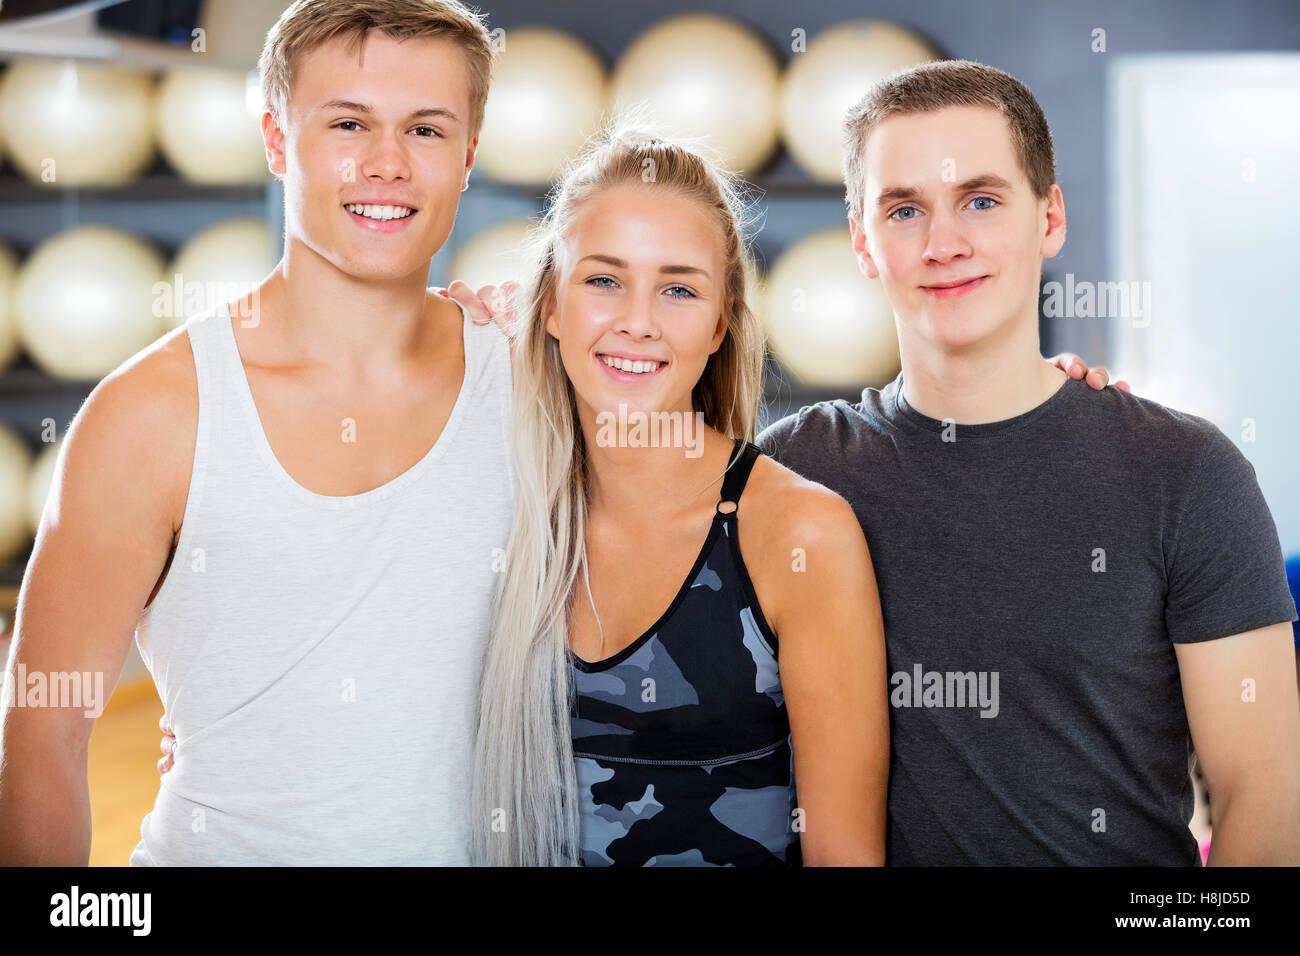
[577, 254, 710, 278]
[316, 98, 461, 123]
[874, 174, 1015, 209]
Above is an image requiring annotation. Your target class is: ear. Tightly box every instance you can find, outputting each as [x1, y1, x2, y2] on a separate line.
[263, 110, 287, 177]
[849, 214, 881, 280]
[543, 290, 559, 341]
[1040, 183, 1067, 259]
[708, 298, 730, 355]
[461, 135, 479, 192]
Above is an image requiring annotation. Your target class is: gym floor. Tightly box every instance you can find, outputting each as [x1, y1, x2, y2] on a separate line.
[86, 677, 162, 866]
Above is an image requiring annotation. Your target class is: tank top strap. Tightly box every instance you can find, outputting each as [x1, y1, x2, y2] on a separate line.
[716, 438, 761, 515]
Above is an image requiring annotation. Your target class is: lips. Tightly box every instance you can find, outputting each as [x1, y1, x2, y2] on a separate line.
[596, 352, 669, 383]
[344, 202, 418, 233]
[923, 275, 987, 298]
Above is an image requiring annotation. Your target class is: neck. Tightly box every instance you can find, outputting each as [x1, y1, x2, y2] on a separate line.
[253, 235, 439, 372]
[578, 408, 731, 520]
[898, 314, 1067, 425]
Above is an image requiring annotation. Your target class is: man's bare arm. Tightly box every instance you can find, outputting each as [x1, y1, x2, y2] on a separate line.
[1176, 622, 1300, 865]
[0, 332, 195, 864]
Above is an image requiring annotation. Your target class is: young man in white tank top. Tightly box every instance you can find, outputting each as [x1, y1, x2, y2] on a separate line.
[0, 2, 511, 864]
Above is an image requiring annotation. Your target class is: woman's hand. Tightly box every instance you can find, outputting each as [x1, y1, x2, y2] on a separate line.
[1049, 353, 1130, 392]
[158, 713, 175, 776]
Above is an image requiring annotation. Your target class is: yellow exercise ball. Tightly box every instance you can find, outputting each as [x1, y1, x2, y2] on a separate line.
[611, 14, 781, 174]
[477, 28, 607, 186]
[780, 21, 940, 183]
[0, 58, 155, 187]
[155, 67, 268, 185]
[447, 219, 535, 293]
[26, 435, 62, 536]
[763, 226, 899, 387]
[0, 423, 33, 563]
[14, 226, 165, 380]
[165, 218, 277, 330]
[0, 242, 21, 370]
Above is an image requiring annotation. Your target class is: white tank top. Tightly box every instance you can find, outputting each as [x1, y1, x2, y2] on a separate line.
[129, 299, 514, 865]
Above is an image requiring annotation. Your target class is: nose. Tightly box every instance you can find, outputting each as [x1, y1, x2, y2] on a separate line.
[611, 286, 662, 341]
[922, 204, 973, 265]
[360, 130, 410, 184]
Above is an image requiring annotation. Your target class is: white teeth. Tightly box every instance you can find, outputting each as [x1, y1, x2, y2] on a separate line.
[346, 204, 413, 221]
[600, 354, 662, 374]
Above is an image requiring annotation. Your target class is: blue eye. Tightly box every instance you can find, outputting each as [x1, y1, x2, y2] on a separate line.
[666, 285, 695, 298]
[586, 276, 617, 288]
[891, 206, 918, 221]
[969, 196, 998, 210]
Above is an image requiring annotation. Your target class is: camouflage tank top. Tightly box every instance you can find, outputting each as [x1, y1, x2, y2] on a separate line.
[569, 439, 800, 866]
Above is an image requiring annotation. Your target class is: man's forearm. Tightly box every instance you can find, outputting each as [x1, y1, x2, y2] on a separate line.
[1206, 785, 1300, 865]
[0, 750, 93, 865]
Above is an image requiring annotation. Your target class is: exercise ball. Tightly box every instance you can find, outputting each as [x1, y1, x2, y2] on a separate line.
[14, 226, 165, 380]
[0, 58, 155, 187]
[0, 242, 20, 369]
[780, 21, 940, 183]
[155, 67, 268, 185]
[763, 227, 899, 387]
[0, 423, 33, 563]
[476, 28, 607, 186]
[611, 14, 781, 174]
[165, 218, 276, 330]
[26, 436, 62, 535]
[447, 219, 535, 293]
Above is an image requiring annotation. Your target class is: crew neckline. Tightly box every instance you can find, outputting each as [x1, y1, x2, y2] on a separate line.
[881, 370, 1085, 439]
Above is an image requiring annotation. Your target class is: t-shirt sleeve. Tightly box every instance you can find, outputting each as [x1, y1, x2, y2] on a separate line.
[756, 410, 801, 466]
[1165, 426, 1298, 643]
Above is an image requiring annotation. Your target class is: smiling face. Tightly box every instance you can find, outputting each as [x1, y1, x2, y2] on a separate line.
[544, 183, 729, 423]
[848, 104, 1065, 354]
[266, 29, 478, 282]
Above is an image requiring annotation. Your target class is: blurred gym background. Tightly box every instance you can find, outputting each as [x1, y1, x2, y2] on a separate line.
[0, 0, 1296, 864]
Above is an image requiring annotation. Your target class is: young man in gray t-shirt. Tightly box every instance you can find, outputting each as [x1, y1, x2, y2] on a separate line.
[759, 60, 1300, 865]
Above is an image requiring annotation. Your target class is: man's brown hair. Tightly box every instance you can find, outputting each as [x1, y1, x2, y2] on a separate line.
[841, 59, 1057, 222]
[259, 0, 497, 140]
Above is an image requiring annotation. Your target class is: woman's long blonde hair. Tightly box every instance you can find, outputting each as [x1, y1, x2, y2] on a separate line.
[470, 117, 766, 865]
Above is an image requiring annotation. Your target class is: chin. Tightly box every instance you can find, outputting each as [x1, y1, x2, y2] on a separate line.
[588, 393, 659, 418]
[340, 252, 421, 282]
[922, 315, 996, 351]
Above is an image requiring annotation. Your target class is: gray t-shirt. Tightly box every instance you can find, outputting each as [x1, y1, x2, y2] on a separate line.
[759, 373, 1297, 866]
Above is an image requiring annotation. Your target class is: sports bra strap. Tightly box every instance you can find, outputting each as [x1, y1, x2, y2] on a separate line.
[717, 438, 761, 514]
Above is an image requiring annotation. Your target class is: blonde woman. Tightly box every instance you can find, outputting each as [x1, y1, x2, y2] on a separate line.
[467, 124, 889, 867]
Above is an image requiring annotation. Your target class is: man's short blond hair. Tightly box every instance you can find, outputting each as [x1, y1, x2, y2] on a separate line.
[841, 59, 1057, 222]
[259, 0, 497, 139]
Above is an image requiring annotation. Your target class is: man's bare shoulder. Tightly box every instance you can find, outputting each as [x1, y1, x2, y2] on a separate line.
[63, 326, 199, 528]
[80, 325, 197, 440]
